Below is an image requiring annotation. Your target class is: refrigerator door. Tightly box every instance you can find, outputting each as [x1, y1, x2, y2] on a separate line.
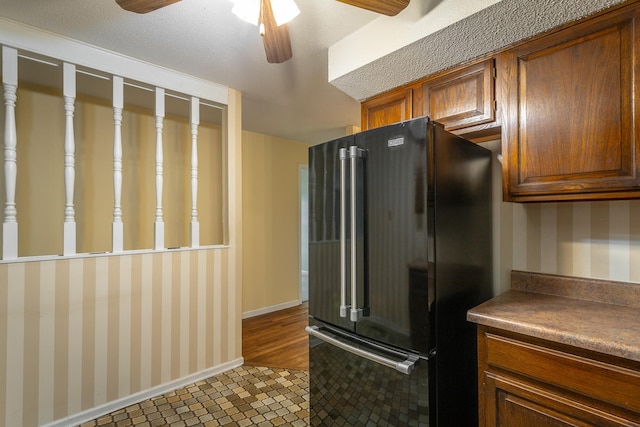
[353, 118, 432, 354]
[309, 136, 357, 332]
[308, 320, 431, 426]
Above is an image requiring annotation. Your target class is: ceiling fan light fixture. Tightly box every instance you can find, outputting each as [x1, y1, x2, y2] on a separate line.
[231, 0, 260, 25]
[270, 0, 300, 26]
[231, 0, 299, 27]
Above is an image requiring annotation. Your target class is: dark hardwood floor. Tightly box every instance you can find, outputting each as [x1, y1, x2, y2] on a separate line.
[242, 302, 309, 371]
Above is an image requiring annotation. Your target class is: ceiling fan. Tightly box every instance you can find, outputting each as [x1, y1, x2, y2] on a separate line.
[115, 0, 410, 63]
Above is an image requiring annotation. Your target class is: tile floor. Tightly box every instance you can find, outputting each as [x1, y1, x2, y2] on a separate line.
[80, 366, 309, 427]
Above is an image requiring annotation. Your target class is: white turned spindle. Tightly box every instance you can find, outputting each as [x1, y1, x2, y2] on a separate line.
[2, 47, 18, 260]
[154, 88, 165, 250]
[63, 63, 77, 255]
[190, 97, 199, 247]
[112, 76, 124, 252]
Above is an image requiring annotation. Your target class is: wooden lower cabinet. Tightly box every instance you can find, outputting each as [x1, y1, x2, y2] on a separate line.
[477, 326, 640, 427]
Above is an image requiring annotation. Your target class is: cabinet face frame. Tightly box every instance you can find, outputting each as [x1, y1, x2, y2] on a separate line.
[501, 4, 640, 202]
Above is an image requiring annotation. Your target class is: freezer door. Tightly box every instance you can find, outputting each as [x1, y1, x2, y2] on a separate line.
[308, 321, 431, 426]
[354, 118, 432, 353]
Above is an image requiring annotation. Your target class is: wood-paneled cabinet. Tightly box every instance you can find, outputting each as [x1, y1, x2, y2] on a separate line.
[360, 59, 498, 140]
[422, 59, 497, 138]
[478, 326, 640, 427]
[501, 3, 640, 202]
[361, 87, 413, 130]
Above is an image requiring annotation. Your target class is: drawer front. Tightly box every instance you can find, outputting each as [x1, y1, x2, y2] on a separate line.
[485, 332, 640, 414]
[486, 374, 640, 427]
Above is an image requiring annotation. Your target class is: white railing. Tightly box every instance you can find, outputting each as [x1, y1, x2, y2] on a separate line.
[2, 46, 18, 260]
[112, 75, 124, 254]
[154, 87, 165, 250]
[0, 29, 229, 260]
[190, 96, 200, 248]
[63, 62, 77, 256]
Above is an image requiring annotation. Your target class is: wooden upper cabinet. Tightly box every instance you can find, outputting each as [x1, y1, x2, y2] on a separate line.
[360, 59, 498, 139]
[361, 87, 412, 130]
[422, 59, 496, 135]
[502, 3, 640, 201]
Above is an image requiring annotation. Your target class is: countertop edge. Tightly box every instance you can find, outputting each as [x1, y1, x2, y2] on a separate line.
[467, 288, 640, 363]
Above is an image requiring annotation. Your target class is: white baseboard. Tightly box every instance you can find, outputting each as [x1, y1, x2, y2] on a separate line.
[242, 299, 301, 319]
[43, 358, 244, 427]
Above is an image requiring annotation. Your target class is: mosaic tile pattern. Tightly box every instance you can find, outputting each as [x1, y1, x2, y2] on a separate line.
[80, 366, 309, 427]
[309, 338, 429, 426]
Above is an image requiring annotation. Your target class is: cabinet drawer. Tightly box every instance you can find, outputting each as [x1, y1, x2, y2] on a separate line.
[485, 332, 640, 413]
[486, 374, 640, 426]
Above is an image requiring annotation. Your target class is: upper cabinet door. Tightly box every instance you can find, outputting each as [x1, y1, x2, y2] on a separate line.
[502, 4, 640, 202]
[361, 88, 412, 130]
[422, 59, 496, 133]
[360, 60, 499, 140]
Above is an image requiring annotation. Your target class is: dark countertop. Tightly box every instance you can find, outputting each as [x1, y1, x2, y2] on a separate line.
[467, 270, 640, 363]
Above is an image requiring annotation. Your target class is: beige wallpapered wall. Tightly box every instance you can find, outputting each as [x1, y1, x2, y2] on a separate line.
[480, 139, 640, 294]
[0, 88, 243, 427]
[241, 131, 308, 313]
[0, 249, 240, 426]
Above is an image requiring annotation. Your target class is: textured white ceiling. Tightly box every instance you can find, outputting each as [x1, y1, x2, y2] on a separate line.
[0, 0, 379, 144]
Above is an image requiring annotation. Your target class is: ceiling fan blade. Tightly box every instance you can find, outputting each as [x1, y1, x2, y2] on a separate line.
[115, 0, 181, 14]
[336, 0, 409, 16]
[260, 0, 293, 63]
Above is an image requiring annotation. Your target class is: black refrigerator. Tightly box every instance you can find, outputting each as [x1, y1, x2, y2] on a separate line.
[306, 117, 493, 426]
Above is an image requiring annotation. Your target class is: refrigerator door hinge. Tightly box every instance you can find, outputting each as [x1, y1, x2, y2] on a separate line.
[340, 305, 350, 318]
[350, 146, 367, 159]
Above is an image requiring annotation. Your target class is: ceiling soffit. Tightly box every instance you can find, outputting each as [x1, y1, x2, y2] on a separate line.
[331, 0, 627, 101]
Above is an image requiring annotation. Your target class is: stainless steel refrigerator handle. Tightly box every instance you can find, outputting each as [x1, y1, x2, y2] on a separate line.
[306, 326, 418, 375]
[338, 148, 349, 318]
[349, 146, 366, 322]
